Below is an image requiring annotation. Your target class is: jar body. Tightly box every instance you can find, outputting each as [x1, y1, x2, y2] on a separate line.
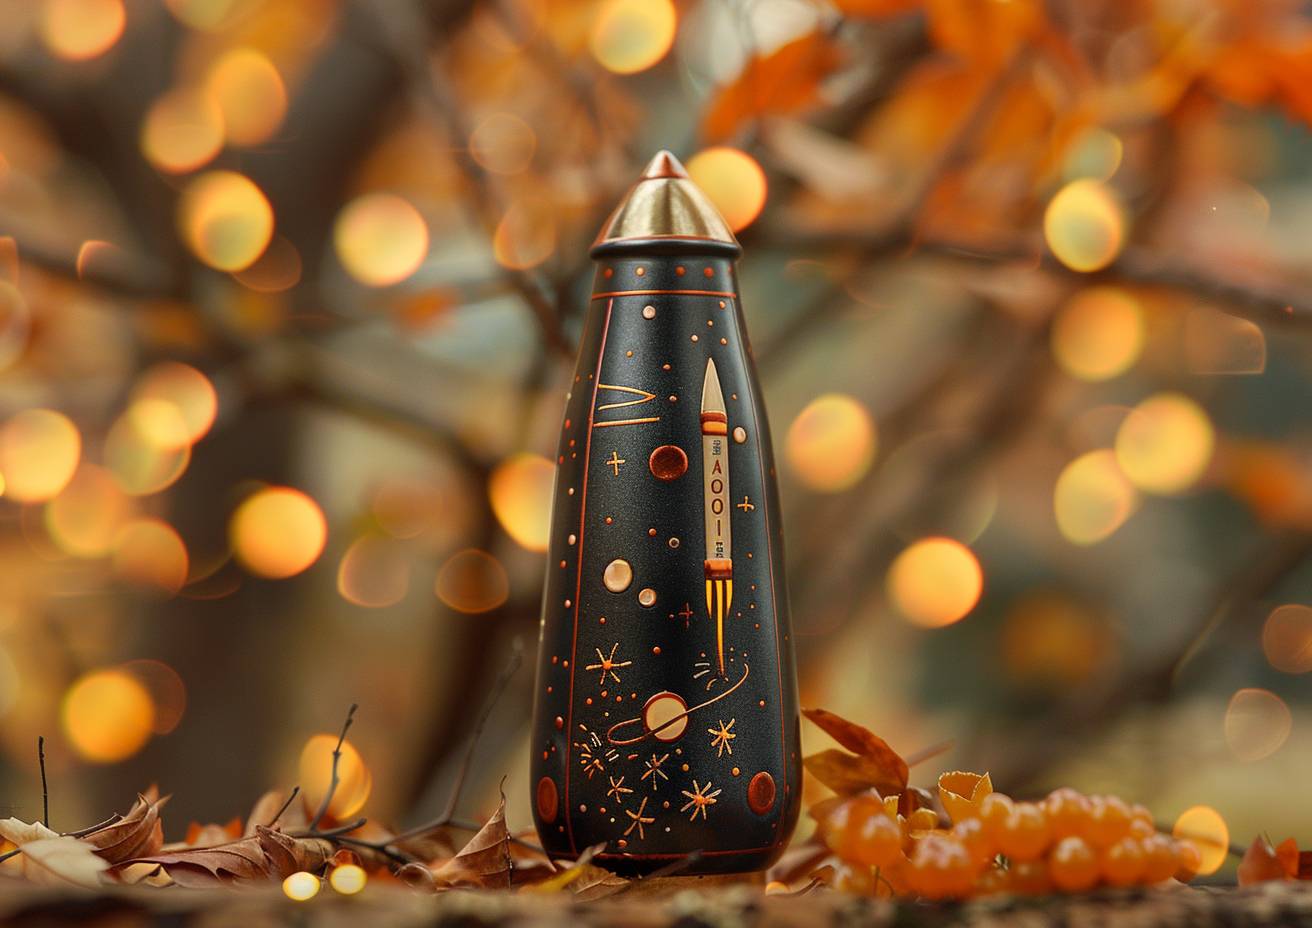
[530, 252, 801, 875]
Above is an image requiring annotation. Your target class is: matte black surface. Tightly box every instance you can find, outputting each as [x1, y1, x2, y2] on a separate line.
[530, 248, 801, 875]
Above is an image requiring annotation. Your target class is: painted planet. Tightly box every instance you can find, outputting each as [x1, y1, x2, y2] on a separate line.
[603, 558, 633, 592]
[748, 771, 776, 815]
[536, 776, 559, 823]
[643, 691, 688, 742]
[649, 445, 688, 481]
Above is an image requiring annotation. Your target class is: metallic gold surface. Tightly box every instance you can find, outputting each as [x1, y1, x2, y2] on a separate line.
[593, 151, 737, 249]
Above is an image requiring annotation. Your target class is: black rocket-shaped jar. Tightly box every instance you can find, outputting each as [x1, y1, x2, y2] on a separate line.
[530, 152, 801, 875]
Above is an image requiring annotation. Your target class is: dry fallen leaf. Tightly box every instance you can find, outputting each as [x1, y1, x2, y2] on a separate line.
[256, 826, 333, 877]
[174, 819, 243, 850]
[114, 836, 270, 888]
[429, 796, 512, 890]
[83, 789, 168, 863]
[16, 837, 111, 889]
[937, 771, 993, 824]
[801, 708, 909, 796]
[702, 32, 845, 142]
[245, 788, 307, 836]
[1238, 835, 1302, 886]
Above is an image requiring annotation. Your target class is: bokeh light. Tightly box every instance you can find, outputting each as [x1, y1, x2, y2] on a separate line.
[1062, 127, 1123, 182]
[61, 669, 156, 763]
[329, 863, 366, 895]
[233, 235, 302, 292]
[0, 409, 82, 502]
[230, 487, 327, 579]
[1044, 179, 1125, 272]
[492, 200, 556, 270]
[337, 535, 409, 608]
[785, 393, 876, 493]
[1001, 593, 1111, 688]
[178, 170, 275, 272]
[435, 548, 509, 614]
[1172, 805, 1229, 876]
[488, 453, 554, 552]
[44, 464, 135, 557]
[333, 193, 429, 287]
[140, 88, 225, 174]
[0, 280, 32, 372]
[103, 412, 191, 496]
[686, 147, 768, 233]
[164, 0, 249, 31]
[40, 0, 126, 61]
[299, 733, 371, 819]
[1223, 687, 1291, 763]
[1114, 393, 1214, 495]
[1184, 306, 1267, 375]
[1053, 450, 1138, 545]
[589, 0, 677, 75]
[112, 519, 189, 594]
[205, 47, 287, 147]
[1262, 604, 1312, 674]
[469, 113, 536, 175]
[886, 537, 983, 628]
[282, 871, 320, 901]
[121, 659, 187, 734]
[1050, 287, 1144, 381]
[130, 362, 218, 450]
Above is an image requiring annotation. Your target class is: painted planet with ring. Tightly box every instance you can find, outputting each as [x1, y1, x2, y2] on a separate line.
[642, 691, 688, 742]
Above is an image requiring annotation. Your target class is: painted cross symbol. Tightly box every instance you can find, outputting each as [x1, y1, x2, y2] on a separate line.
[736, 496, 755, 512]
[605, 451, 626, 476]
[677, 602, 695, 629]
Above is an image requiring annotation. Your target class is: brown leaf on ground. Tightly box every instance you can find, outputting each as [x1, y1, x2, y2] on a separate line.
[1238, 835, 1302, 886]
[392, 823, 458, 863]
[702, 32, 844, 142]
[429, 797, 512, 890]
[113, 835, 271, 888]
[82, 788, 168, 863]
[245, 788, 307, 835]
[173, 819, 242, 850]
[804, 749, 908, 797]
[398, 861, 437, 891]
[15, 837, 111, 889]
[255, 827, 333, 877]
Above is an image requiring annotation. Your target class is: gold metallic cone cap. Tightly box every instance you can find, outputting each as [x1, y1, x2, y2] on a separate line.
[591, 151, 739, 254]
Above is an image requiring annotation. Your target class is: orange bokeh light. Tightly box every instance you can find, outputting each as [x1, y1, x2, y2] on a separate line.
[103, 412, 191, 496]
[435, 549, 509, 614]
[785, 393, 876, 493]
[230, 486, 327, 579]
[112, 518, 189, 595]
[140, 87, 225, 174]
[1053, 449, 1138, 546]
[488, 453, 554, 552]
[686, 147, 768, 232]
[206, 47, 287, 147]
[130, 361, 218, 450]
[178, 170, 275, 272]
[1050, 287, 1144, 382]
[337, 535, 410, 608]
[1044, 179, 1125, 273]
[1223, 687, 1291, 763]
[887, 537, 983, 628]
[44, 464, 135, 558]
[299, 733, 371, 820]
[1115, 392, 1214, 495]
[333, 193, 429, 287]
[62, 668, 156, 763]
[492, 199, 556, 271]
[1172, 806, 1229, 876]
[40, 0, 126, 61]
[1262, 604, 1312, 674]
[590, 0, 677, 74]
[0, 409, 82, 503]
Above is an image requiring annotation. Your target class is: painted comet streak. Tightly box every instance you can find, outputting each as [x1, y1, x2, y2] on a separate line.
[701, 357, 732, 677]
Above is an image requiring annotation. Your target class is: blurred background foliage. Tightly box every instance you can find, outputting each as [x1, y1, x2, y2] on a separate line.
[0, 0, 1309, 874]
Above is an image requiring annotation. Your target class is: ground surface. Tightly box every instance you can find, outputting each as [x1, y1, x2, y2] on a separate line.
[2, 881, 1312, 927]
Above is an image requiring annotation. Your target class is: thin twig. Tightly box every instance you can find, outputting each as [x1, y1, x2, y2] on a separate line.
[610, 851, 705, 892]
[37, 737, 48, 829]
[308, 703, 358, 831]
[905, 741, 954, 769]
[63, 814, 121, 839]
[267, 787, 300, 828]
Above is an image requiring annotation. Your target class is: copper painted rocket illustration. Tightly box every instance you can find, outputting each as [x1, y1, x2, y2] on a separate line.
[530, 151, 801, 875]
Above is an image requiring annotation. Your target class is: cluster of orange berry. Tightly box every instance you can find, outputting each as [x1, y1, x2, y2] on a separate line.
[818, 779, 1203, 899]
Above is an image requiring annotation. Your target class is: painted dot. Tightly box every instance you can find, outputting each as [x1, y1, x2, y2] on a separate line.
[733, 427, 747, 443]
[649, 445, 689, 481]
[604, 268, 614, 279]
[605, 516, 614, 524]
[564, 599, 572, 608]
[603, 558, 633, 592]
[691, 335, 699, 342]
[568, 533, 577, 545]
[639, 588, 657, 607]
[719, 301, 726, 308]
[669, 537, 680, 548]
[704, 267, 714, 278]
[720, 338, 727, 345]
[676, 266, 685, 276]
[626, 350, 634, 358]
[642, 305, 656, 319]
[648, 528, 657, 537]
[732, 767, 741, 777]
[554, 715, 564, 730]
[668, 395, 678, 402]
[662, 363, 671, 371]
[707, 319, 714, 327]
[653, 646, 661, 654]
[635, 267, 645, 277]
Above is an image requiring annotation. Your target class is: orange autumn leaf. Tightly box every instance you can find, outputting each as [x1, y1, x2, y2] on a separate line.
[1238, 835, 1301, 885]
[925, 0, 1044, 70]
[937, 771, 993, 824]
[702, 32, 844, 142]
[802, 708, 909, 796]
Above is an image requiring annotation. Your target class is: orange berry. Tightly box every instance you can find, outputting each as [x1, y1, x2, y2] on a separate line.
[1008, 858, 1052, 895]
[1101, 836, 1146, 886]
[952, 816, 995, 869]
[1085, 795, 1131, 848]
[910, 835, 974, 899]
[823, 794, 883, 862]
[1140, 834, 1177, 884]
[979, 793, 1015, 846]
[832, 860, 875, 895]
[1128, 817, 1154, 839]
[976, 865, 1008, 895]
[1045, 787, 1091, 840]
[996, 802, 1052, 861]
[1129, 803, 1154, 827]
[851, 811, 903, 868]
[1050, 836, 1100, 892]
[1174, 839, 1202, 882]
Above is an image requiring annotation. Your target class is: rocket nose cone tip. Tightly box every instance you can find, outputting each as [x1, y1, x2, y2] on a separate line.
[640, 150, 688, 180]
